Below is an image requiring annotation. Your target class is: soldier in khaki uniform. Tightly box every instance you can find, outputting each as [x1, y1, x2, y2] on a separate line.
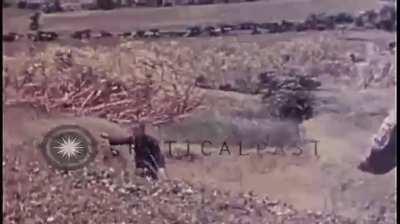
[358, 108, 397, 174]
[101, 123, 168, 180]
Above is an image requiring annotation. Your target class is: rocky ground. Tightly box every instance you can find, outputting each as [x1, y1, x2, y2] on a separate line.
[2, 149, 396, 224]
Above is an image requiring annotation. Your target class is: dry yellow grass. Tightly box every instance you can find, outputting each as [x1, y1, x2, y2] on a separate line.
[3, 36, 395, 124]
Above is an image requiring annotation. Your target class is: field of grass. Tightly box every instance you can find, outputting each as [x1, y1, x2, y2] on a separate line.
[3, 1, 397, 222]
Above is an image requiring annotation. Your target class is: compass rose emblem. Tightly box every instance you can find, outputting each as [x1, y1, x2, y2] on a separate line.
[54, 135, 85, 159]
[40, 125, 98, 170]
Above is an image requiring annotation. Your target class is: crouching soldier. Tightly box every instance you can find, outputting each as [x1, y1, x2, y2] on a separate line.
[101, 123, 168, 180]
[358, 108, 397, 174]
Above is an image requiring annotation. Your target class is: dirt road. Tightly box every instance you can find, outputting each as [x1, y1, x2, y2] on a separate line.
[42, 0, 380, 31]
[4, 0, 381, 33]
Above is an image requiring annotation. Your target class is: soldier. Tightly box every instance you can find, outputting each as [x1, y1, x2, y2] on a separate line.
[194, 75, 213, 89]
[38, 31, 58, 41]
[134, 30, 146, 38]
[100, 123, 168, 180]
[358, 108, 396, 174]
[280, 20, 296, 32]
[71, 29, 92, 40]
[205, 26, 221, 36]
[238, 22, 258, 30]
[29, 12, 41, 31]
[118, 31, 133, 39]
[3, 32, 24, 42]
[184, 26, 202, 37]
[251, 25, 262, 35]
[93, 30, 113, 39]
[100, 30, 113, 38]
[219, 24, 234, 34]
[148, 28, 161, 38]
[263, 22, 281, 33]
[294, 22, 308, 32]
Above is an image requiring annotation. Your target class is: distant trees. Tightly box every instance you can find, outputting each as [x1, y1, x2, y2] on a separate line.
[17, 1, 27, 8]
[97, 0, 114, 9]
[3, 1, 12, 7]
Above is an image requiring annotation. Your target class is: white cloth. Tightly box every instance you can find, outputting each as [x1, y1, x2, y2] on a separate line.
[157, 168, 168, 180]
[371, 109, 396, 151]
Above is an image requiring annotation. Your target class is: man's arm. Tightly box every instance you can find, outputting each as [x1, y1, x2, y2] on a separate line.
[150, 139, 166, 168]
[148, 138, 168, 180]
[101, 133, 133, 145]
[109, 136, 133, 145]
[370, 109, 396, 151]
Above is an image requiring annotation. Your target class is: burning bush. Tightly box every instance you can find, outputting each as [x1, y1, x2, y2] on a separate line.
[259, 70, 320, 122]
[4, 43, 205, 125]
